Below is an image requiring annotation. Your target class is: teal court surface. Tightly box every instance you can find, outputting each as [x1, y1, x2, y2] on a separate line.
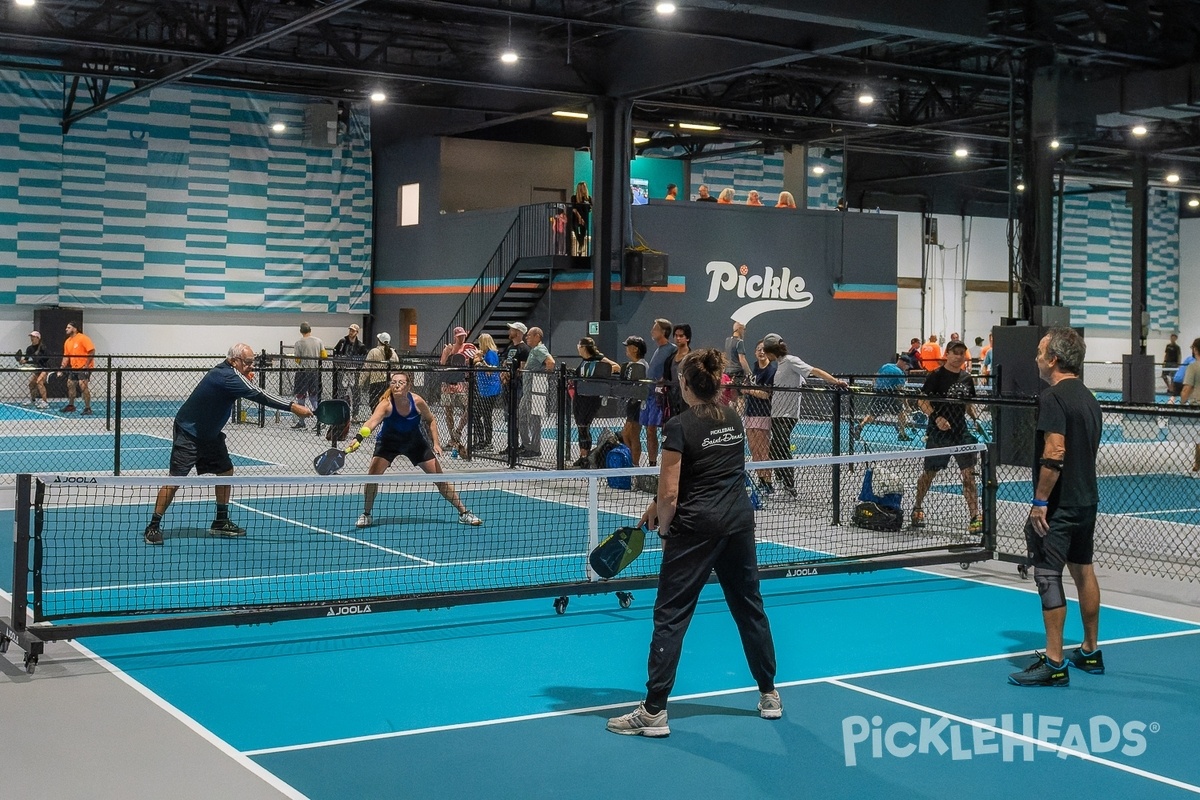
[3, 496, 1199, 799]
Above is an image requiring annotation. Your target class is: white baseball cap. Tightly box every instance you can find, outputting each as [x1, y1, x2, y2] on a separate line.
[507, 322, 528, 334]
[377, 332, 391, 344]
[29, 330, 41, 338]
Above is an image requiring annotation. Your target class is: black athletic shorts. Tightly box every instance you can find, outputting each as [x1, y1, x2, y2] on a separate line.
[922, 433, 978, 472]
[374, 433, 435, 466]
[67, 369, 92, 382]
[169, 425, 233, 476]
[1024, 504, 1097, 570]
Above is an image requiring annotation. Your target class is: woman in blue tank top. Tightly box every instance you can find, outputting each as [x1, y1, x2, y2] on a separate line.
[345, 371, 482, 528]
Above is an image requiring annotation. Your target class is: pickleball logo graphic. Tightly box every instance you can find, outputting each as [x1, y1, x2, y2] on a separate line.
[705, 261, 814, 324]
[841, 713, 1154, 766]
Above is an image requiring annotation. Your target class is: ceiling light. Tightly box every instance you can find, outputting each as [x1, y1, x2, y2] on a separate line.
[500, 49, 519, 64]
[811, 165, 826, 175]
[857, 92, 874, 106]
[655, 1, 677, 13]
[271, 122, 286, 133]
[954, 147, 969, 158]
[1189, 198, 1199, 208]
[369, 91, 386, 103]
[1049, 139, 1060, 149]
[1016, 181, 1026, 192]
[1166, 172, 1181, 184]
[552, 110, 589, 119]
[633, 136, 651, 145]
[677, 122, 720, 131]
[1132, 124, 1148, 137]
[14, 0, 35, 6]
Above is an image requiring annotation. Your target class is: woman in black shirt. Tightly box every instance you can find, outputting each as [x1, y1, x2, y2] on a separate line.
[607, 349, 780, 737]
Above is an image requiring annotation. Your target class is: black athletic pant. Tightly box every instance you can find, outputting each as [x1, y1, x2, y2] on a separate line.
[769, 416, 798, 491]
[645, 528, 777, 710]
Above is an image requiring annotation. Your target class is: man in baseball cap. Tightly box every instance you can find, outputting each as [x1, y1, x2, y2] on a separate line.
[507, 322, 528, 335]
[333, 323, 368, 419]
[20, 330, 50, 408]
[500, 322, 531, 456]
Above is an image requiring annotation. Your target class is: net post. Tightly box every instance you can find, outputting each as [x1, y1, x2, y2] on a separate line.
[587, 475, 600, 580]
[114, 369, 123, 475]
[556, 363, 569, 469]
[258, 349, 268, 427]
[11, 474, 32, 633]
[982, 442, 998, 551]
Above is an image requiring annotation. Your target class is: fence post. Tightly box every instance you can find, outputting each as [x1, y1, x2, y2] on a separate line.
[114, 368, 123, 476]
[105, 355, 113, 432]
[831, 386, 843, 525]
[983, 442, 998, 552]
[557, 363, 569, 470]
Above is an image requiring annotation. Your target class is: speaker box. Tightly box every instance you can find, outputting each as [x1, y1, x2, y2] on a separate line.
[624, 250, 668, 287]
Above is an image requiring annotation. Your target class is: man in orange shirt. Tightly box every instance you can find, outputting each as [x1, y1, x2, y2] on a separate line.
[918, 334, 943, 372]
[57, 321, 96, 415]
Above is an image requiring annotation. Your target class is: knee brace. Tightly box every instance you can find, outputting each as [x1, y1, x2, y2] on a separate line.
[1033, 567, 1066, 611]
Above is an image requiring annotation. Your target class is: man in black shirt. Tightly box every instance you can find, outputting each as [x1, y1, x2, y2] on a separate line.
[910, 340, 983, 533]
[1010, 328, 1103, 687]
[500, 322, 531, 456]
[332, 323, 368, 420]
[1163, 333, 1181, 397]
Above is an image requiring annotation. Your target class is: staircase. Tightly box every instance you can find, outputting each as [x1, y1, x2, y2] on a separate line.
[434, 203, 587, 350]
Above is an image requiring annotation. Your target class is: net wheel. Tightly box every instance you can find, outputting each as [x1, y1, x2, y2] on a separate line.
[0, 636, 8, 654]
[553, 596, 569, 615]
[24, 653, 37, 675]
[960, 562, 970, 571]
[616, 592, 633, 609]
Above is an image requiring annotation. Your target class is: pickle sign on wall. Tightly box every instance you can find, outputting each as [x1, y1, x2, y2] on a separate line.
[705, 261, 814, 325]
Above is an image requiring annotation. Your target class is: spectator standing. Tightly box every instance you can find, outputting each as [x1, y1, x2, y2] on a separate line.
[639, 319, 676, 466]
[746, 190, 763, 206]
[695, 185, 717, 202]
[621, 336, 649, 466]
[471, 333, 502, 450]
[571, 337, 620, 467]
[571, 181, 591, 256]
[19, 330, 50, 408]
[918, 334, 943, 372]
[500, 323, 531, 456]
[665, 184, 678, 201]
[522, 327, 555, 457]
[291, 322, 324, 429]
[440, 327, 478, 451]
[1164, 333, 1182, 397]
[332, 323, 368, 421]
[57, 321, 96, 415]
[664, 324, 693, 418]
[360, 332, 400, 408]
[1178, 337, 1200, 475]
[723, 321, 751, 402]
[744, 339, 776, 491]
[716, 188, 734, 204]
[775, 191, 797, 209]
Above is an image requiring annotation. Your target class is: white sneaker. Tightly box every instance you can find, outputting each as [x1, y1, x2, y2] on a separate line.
[758, 690, 783, 720]
[35, 400, 49, 409]
[459, 511, 482, 526]
[19, 400, 31, 406]
[606, 703, 669, 737]
[355, 513, 372, 528]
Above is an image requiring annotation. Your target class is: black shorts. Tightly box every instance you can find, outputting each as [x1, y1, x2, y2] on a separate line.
[1170, 381, 1183, 397]
[67, 369, 92, 382]
[1025, 505, 1097, 570]
[922, 434, 978, 472]
[169, 425, 233, 476]
[873, 396, 902, 416]
[625, 399, 642, 423]
[374, 433, 435, 466]
[295, 369, 319, 395]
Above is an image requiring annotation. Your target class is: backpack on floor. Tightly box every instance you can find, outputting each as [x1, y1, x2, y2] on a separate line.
[605, 443, 633, 489]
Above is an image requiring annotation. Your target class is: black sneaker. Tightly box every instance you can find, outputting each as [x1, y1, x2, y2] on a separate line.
[1008, 652, 1069, 687]
[144, 523, 163, 546]
[209, 519, 246, 537]
[1068, 647, 1105, 674]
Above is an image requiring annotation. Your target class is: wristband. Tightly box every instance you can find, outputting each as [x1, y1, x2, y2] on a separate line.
[1030, 499, 1048, 507]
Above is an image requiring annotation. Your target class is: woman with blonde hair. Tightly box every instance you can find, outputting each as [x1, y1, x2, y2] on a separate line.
[571, 181, 592, 256]
[775, 191, 797, 209]
[359, 332, 401, 418]
[471, 333, 502, 450]
[746, 190, 763, 206]
[717, 187, 735, 204]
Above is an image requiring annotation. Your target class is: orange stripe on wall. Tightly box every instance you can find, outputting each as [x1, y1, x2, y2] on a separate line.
[833, 291, 896, 301]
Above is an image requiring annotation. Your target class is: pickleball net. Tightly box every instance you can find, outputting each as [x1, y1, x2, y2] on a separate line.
[12, 443, 991, 631]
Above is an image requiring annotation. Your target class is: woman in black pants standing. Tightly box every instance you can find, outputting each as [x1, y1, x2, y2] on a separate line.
[607, 348, 780, 737]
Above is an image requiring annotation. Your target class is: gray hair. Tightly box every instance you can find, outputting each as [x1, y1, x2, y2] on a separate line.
[227, 343, 253, 361]
[1044, 327, 1085, 374]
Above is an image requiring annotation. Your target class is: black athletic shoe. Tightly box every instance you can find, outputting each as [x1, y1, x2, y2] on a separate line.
[209, 519, 246, 537]
[1068, 647, 1105, 674]
[144, 523, 163, 546]
[1008, 652, 1069, 687]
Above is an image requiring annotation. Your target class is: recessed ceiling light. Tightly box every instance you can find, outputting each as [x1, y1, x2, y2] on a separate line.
[811, 165, 826, 175]
[954, 147, 969, 158]
[552, 110, 589, 119]
[857, 92, 874, 106]
[15, 0, 35, 7]
[271, 122, 285, 133]
[677, 122, 720, 131]
[633, 136, 651, 145]
[1166, 172, 1181, 184]
[1049, 139, 1060, 149]
[1189, 198, 1199, 208]
[369, 91, 386, 103]
[655, 2, 677, 14]
[500, 49, 519, 64]
[1132, 124, 1148, 137]
[1016, 181, 1026, 192]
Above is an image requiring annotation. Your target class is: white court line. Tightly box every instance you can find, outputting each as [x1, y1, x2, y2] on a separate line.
[0, 586, 308, 800]
[241, 627, 1200, 757]
[1111, 507, 1199, 518]
[230, 500, 438, 566]
[827, 678, 1200, 794]
[0, 446, 169, 456]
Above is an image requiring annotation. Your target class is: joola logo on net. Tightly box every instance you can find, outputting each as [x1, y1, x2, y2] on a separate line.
[841, 713, 1153, 766]
[706, 261, 814, 324]
[53, 475, 97, 484]
[327, 604, 372, 617]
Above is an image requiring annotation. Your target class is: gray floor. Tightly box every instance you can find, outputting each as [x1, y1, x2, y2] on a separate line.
[2, 560, 1197, 799]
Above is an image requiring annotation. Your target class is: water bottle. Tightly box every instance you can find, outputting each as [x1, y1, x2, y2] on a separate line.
[451, 446, 459, 459]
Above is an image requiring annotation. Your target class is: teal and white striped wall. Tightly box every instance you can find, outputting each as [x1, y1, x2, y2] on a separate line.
[806, 148, 844, 210]
[689, 146, 784, 203]
[0, 69, 372, 312]
[1056, 188, 1179, 333]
